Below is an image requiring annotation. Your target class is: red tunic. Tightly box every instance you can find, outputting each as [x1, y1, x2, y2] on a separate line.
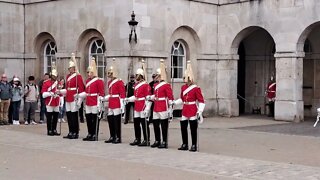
[180, 84, 204, 117]
[108, 79, 126, 109]
[153, 82, 174, 112]
[267, 82, 276, 99]
[42, 79, 60, 106]
[85, 77, 105, 106]
[65, 73, 85, 103]
[134, 81, 151, 112]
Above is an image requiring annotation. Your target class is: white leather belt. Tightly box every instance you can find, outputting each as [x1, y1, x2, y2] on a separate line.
[110, 94, 120, 98]
[136, 97, 145, 101]
[87, 93, 98, 96]
[184, 101, 196, 105]
[155, 97, 166, 101]
[269, 91, 275, 92]
[68, 88, 77, 91]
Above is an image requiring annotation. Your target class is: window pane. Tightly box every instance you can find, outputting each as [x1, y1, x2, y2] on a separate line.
[178, 67, 183, 78]
[177, 56, 183, 66]
[98, 67, 103, 78]
[172, 56, 178, 66]
[174, 41, 179, 48]
[178, 45, 184, 55]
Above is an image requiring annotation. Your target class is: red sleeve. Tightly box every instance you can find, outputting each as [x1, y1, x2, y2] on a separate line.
[119, 80, 126, 98]
[196, 87, 204, 103]
[98, 79, 105, 96]
[180, 86, 184, 99]
[41, 81, 49, 93]
[77, 75, 85, 93]
[166, 84, 174, 100]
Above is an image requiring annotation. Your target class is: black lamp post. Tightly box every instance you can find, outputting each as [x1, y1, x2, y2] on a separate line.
[128, 11, 138, 43]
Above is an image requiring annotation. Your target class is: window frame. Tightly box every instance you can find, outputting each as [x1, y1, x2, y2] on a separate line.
[170, 40, 186, 82]
[88, 39, 106, 78]
[44, 41, 57, 74]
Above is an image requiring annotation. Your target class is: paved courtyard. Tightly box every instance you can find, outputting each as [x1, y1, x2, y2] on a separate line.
[1, 115, 320, 179]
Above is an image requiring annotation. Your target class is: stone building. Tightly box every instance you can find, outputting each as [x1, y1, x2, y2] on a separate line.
[1, 0, 320, 121]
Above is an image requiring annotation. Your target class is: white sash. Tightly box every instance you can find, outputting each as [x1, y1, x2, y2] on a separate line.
[109, 78, 119, 89]
[268, 82, 276, 89]
[67, 73, 77, 82]
[86, 77, 99, 88]
[48, 81, 58, 92]
[155, 82, 166, 91]
[135, 81, 147, 90]
[183, 85, 197, 96]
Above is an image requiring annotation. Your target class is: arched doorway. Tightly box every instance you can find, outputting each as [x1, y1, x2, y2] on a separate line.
[298, 22, 320, 118]
[233, 27, 276, 115]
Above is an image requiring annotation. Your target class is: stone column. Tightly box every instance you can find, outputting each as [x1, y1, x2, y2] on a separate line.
[274, 52, 304, 122]
[217, 54, 239, 117]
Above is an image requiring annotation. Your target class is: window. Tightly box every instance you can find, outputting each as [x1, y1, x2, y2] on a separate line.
[89, 39, 106, 78]
[44, 41, 57, 73]
[171, 41, 185, 80]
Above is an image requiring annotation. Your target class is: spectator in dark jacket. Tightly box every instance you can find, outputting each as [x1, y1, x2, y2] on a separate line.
[0, 74, 13, 125]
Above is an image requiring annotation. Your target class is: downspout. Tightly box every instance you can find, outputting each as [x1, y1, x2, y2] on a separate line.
[216, 1, 219, 115]
[23, 2, 26, 86]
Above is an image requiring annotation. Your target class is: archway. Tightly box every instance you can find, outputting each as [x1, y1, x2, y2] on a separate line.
[232, 27, 276, 115]
[297, 22, 320, 118]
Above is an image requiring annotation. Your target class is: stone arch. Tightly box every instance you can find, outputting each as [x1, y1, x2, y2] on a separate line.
[33, 32, 57, 78]
[168, 26, 201, 82]
[297, 22, 320, 53]
[231, 26, 276, 115]
[76, 29, 106, 75]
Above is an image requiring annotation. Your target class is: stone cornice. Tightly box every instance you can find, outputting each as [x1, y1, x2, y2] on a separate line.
[274, 52, 305, 58]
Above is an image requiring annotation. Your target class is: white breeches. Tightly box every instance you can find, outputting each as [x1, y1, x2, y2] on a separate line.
[134, 110, 146, 118]
[85, 105, 98, 114]
[153, 111, 169, 120]
[46, 106, 59, 112]
[108, 108, 121, 116]
[66, 101, 78, 112]
[181, 115, 197, 121]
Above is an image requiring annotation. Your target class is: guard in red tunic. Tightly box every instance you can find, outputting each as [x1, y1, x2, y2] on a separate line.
[42, 64, 61, 136]
[147, 60, 174, 148]
[173, 61, 205, 152]
[77, 57, 105, 141]
[126, 61, 152, 146]
[266, 76, 276, 117]
[103, 59, 126, 144]
[59, 53, 85, 139]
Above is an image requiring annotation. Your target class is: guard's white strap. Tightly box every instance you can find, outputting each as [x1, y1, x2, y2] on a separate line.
[109, 78, 119, 89]
[110, 94, 120, 98]
[87, 93, 98, 96]
[184, 101, 196, 105]
[67, 87, 77, 91]
[155, 97, 166, 101]
[135, 81, 147, 90]
[67, 73, 77, 82]
[86, 77, 99, 88]
[48, 81, 58, 92]
[155, 82, 166, 91]
[103, 95, 110, 101]
[268, 82, 276, 89]
[136, 97, 146, 101]
[183, 85, 197, 96]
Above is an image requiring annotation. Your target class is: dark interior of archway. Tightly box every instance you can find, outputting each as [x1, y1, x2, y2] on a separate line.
[238, 42, 246, 114]
[237, 29, 276, 115]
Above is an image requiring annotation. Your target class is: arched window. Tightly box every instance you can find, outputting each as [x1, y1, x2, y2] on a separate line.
[89, 39, 106, 78]
[171, 41, 186, 80]
[44, 41, 57, 73]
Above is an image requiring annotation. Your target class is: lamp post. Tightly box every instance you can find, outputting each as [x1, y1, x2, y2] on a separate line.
[128, 11, 138, 43]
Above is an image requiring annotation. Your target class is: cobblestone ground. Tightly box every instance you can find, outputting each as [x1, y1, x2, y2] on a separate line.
[1, 115, 320, 179]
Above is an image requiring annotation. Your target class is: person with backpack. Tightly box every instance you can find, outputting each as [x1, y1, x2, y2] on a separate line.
[24, 76, 39, 125]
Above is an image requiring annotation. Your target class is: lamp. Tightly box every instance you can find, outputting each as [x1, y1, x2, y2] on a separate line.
[128, 11, 138, 43]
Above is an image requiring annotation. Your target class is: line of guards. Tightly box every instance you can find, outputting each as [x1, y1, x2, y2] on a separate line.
[41, 53, 205, 152]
